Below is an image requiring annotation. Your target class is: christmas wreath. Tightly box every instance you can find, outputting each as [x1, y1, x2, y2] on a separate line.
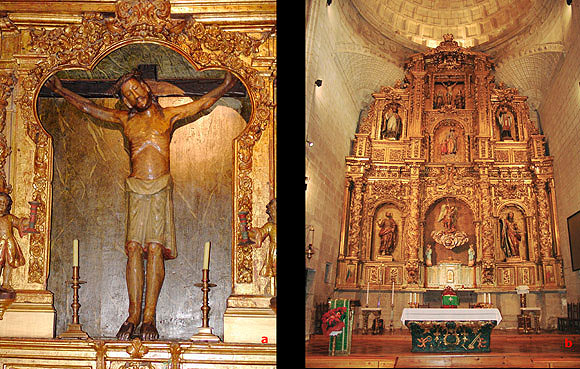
[321, 307, 347, 336]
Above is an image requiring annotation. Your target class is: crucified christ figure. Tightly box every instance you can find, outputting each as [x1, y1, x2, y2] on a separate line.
[47, 70, 236, 340]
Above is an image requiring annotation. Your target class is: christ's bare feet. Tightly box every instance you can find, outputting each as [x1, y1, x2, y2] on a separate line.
[140, 322, 159, 340]
[116, 321, 135, 340]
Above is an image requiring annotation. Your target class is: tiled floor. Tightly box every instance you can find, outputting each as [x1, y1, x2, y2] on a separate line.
[305, 330, 580, 368]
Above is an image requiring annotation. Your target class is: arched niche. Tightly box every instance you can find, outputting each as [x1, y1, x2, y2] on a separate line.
[423, 197, 476, 265]
[376, 103, 405, 141]
[494, 104, 519, 141]
[496, 203, 529, 261]
[371, 202, 404, 261]
[14, 1, 274, 339]
[35, 42, 250, 339]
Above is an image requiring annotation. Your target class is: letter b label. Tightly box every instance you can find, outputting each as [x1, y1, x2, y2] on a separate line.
[565, 338, 573, 348]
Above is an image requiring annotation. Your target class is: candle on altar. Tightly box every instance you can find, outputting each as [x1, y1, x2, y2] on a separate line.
[366, 282, 369, 305]
[203, 241, 211, 270]
[391, 281, 395, 305]
[73, 239, 79, 267]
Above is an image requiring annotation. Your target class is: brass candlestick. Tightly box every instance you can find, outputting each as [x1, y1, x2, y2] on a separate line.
[58, 266, 90, 339]
[190, 269, 220, 342]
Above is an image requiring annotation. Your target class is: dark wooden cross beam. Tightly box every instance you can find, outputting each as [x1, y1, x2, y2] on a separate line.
[38, 64, 246, 98]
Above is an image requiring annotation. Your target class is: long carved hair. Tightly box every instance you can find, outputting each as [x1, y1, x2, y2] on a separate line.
[112, 69, 159, 116]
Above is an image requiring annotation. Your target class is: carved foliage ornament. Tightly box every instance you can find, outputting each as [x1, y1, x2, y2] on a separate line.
[19, 0, 274, 284]
[0, 73, 14, 194]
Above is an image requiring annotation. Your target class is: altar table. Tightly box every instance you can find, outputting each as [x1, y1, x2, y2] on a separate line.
[401, 308, 502, 353]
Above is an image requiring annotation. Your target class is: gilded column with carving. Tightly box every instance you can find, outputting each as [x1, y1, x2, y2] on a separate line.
[479, 165, 495, 285]
[405, 170, 421, 285]
[535, 179, 554, 260]
[347, 177, 366, 258]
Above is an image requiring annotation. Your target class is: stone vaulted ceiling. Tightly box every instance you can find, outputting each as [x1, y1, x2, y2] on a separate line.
[349, 0, 555, 49]
[333, 0, 568, 111]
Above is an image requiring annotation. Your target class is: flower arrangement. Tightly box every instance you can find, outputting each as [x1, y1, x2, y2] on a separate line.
[321, 307, 347, 336]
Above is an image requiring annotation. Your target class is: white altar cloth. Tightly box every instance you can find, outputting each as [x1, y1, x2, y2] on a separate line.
[401, 308, 502, 325]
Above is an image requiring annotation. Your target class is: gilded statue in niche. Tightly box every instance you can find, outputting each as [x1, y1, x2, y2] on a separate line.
[46, 70, 236, 340]
[499, 210, 525, 260]
[380, 105, 402, 140]
[377, 213, 397, 256]
[373, 205, 401, 260]
[496, 106, 516, 140]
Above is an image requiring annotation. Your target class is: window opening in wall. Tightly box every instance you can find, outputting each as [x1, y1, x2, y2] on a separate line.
[325, 262, 332, 283]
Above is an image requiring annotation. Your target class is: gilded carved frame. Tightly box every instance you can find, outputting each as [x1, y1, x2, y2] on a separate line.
[12, 0, 274, 288]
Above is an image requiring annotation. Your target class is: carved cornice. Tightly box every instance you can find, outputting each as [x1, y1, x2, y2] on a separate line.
[14, 0, 275, 286]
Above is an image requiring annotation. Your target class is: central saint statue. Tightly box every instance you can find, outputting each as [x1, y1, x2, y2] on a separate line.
[47, 70, 236, 340]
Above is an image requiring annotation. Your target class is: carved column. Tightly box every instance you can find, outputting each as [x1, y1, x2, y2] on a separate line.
[347, 176, 366, 258]
[339, 178, 354, 258]
[474, 60, 492, 161]
[405, 167, 421, 285]
[548, 178, 561, 258]
[479, 164, 495, 285]
[535, 179, 553, 260]
[0, 72, 14, 194]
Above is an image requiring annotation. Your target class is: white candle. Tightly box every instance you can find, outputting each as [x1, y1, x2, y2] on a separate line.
[203, 241, 211, 270]
[391, 281, 395, 305]
[73, 239, 79, 267]
[366, 282, 369, 305]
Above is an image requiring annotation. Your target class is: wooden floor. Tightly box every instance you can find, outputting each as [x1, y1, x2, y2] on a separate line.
[305, 330, 580, 368]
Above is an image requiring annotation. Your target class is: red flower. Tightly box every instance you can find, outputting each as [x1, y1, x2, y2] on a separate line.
[321, 307, 347, 336]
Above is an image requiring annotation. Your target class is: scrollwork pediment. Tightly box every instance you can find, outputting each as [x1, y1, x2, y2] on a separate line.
[29, 0, 268, 74]
[368, 181, 408, 205]
[493, 82, 519, 104]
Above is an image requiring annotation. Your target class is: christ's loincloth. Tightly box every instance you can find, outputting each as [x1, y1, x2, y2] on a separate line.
[125, 174, 177, 259]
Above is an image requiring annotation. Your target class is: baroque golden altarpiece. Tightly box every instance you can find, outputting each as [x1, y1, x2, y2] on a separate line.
[0, 0, 276, 368]
[336, 35, 564, 308]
